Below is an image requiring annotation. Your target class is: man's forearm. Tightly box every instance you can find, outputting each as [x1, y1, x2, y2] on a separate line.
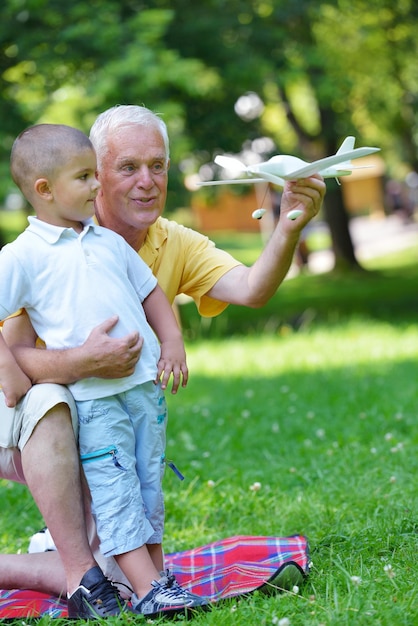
[207, 227, 299, 308]
[12, 344, 90, 384]
[245, 226, 300, 306]
[207, 176, 325, 308]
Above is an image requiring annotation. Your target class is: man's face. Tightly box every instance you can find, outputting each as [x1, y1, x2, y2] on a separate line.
[95, 124, 169, 236]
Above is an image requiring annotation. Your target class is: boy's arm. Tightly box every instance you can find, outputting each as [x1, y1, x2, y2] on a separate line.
[0, 333, 32, 407]
[142, 284, 188, 394]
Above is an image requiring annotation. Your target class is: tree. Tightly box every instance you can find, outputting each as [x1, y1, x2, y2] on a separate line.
[0, 2, 219, 208]
[1, 0, 417, 271]
[158, 0, 418, 269]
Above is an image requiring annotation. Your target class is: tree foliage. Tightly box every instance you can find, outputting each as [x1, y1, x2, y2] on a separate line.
[1, 0, 417, 267]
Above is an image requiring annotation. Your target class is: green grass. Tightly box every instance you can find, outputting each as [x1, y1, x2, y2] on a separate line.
[162, 323, 418, 625]
[3, 319, 417, 625]
[179, 261, 418, 341]
[1, 232, 418, 624]
[179, 229, 418, 340]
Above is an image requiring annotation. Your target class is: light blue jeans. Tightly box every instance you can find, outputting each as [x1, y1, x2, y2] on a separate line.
[77, 381, 167, 557]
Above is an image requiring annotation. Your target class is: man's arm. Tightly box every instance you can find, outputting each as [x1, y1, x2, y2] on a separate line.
[207, 176, 325, 307]
[0, 333, 32, 406]
[3, 310, 143, 384]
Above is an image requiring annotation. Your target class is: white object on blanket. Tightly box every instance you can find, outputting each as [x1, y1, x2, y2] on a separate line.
[28, 527, 57, 552]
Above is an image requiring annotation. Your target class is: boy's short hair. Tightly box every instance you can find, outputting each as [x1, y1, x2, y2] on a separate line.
[10, 124, 93, 200]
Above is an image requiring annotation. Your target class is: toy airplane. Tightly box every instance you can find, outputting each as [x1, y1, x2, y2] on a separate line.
[197, 136, 380, 188]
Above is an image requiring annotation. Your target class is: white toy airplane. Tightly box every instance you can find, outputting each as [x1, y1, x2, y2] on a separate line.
[197, 136, 380, 188]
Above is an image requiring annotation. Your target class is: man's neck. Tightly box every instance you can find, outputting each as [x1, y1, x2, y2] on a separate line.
[124, 226, 148, 252]
[95, 212, 147, 252]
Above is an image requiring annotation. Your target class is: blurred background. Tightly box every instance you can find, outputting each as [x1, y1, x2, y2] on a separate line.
[0, 0, 417, 271]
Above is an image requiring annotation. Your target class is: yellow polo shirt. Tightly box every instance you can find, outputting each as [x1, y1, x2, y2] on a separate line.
[137, 217, 242, 317]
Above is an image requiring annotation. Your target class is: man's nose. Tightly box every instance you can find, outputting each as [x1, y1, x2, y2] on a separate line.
[135, 165, 154, 188]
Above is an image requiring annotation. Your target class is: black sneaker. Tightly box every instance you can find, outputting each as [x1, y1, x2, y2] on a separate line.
[131, 570, 209, 617]
[67, 566, 130, 619]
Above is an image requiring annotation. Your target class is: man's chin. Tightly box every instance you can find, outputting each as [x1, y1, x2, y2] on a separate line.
[134, 209, 162, 229]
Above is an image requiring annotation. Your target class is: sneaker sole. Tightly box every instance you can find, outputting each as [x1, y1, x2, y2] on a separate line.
[138, 602, 211, 619]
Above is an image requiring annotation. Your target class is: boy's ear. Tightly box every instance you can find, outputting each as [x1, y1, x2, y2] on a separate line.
[34, 178, 52, 198]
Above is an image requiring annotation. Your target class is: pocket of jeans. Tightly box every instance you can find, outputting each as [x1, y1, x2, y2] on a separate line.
[80, 445, 127, 471]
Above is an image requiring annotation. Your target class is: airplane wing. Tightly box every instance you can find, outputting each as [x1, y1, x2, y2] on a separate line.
[282, 146, 380, 179]
[197, 138, 380, 186]
[214, 155, 247, 171]
[197, 178, 266, 186]
[197, 154, 268, 186]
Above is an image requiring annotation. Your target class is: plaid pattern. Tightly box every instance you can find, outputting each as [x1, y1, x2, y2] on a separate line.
[166, 534, 309, 599]
[0, 534, 309, 618]
[0, 589, 67, 618]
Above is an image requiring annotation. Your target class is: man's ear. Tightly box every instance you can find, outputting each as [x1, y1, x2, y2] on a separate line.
[34, 178, 52, 198]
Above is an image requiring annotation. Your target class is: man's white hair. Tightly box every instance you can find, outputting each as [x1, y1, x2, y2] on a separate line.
[90, 104, 170, 170]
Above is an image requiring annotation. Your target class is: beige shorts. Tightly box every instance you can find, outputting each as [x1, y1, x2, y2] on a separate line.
[0, 383, 78, 483]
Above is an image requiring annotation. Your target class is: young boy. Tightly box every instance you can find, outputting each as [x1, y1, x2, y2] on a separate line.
[1, 124, 208, 617]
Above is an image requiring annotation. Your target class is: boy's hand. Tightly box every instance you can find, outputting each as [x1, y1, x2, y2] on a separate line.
[157, 338, 188, 394]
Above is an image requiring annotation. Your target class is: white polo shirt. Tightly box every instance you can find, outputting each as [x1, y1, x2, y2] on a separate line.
[0, 217, 160, 401]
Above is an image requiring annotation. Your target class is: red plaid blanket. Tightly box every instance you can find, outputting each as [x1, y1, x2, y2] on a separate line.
[0, 534, 309, 618]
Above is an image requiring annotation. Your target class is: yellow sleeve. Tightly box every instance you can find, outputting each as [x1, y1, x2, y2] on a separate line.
[140, 218, 242, 317]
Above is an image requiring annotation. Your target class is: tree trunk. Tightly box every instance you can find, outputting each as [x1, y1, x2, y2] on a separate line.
[322, 178, 364, 272]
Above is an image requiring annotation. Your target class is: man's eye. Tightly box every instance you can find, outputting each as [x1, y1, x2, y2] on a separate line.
[151, 163, 165, 174]
[121, 164, 135, 173]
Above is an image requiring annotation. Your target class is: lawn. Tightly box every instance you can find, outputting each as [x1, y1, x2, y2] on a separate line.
[163, 319, 418, 625]
[1, 226, 418, 625]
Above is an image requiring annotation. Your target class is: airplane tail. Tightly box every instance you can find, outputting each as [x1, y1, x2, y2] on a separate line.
[335, 136, 355, 168]
[336, 136, 355, 154]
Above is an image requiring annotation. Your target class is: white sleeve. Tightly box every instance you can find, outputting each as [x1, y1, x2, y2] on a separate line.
[0, 245, 29, 320]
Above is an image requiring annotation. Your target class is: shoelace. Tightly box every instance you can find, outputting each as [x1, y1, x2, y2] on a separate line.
[165, 575, 196, 599]
[154, 578, 186, 602]
[165, 573, 177, 588]
[87, 579, 123, 613]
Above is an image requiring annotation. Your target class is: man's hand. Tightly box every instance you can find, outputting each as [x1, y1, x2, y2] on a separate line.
[3, 311, 143, 384]
[279, 174, 326, 231]
[206, 174, 326, 309]
[79, 316, 143, 379]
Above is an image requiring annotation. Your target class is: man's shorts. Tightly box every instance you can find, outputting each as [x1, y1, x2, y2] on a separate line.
[0, 383, 78, 483]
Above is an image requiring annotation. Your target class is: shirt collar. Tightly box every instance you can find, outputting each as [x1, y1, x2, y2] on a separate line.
[92, 214, 168, 261]
[27, 216, 98, 244]
[139, 218, 168, 264]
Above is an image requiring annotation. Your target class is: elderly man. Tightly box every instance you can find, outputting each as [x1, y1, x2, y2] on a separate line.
[0, 105, 325, 615]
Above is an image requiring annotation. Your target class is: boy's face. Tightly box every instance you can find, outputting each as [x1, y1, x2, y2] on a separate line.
[40, 147, 100, 229]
